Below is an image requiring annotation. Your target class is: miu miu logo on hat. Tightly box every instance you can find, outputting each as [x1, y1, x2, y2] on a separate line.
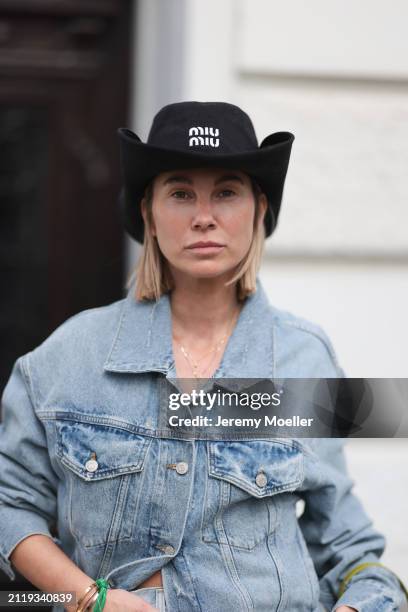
[188, 126, 219, 148]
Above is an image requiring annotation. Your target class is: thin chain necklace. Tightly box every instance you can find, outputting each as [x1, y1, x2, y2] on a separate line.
[173, 308, 240, 379]
[178, 335, 227, 378]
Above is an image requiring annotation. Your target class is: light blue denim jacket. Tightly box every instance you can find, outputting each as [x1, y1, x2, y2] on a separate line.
[0, 280, 404, 612]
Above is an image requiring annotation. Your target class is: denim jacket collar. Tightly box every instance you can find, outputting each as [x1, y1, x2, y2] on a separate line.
[103, 279, 275, 380]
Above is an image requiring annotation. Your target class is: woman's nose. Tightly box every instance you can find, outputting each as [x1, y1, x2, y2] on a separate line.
[191, 198, 217, 230]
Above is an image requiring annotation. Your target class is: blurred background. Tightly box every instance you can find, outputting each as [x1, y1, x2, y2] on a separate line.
[0, 0, 407, 607]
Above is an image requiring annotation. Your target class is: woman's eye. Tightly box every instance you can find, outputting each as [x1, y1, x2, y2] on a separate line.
[172, 190, 190, 199]
[218, 189, 235, 198]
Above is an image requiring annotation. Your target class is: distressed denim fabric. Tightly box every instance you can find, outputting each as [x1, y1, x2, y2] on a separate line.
[0, 279, 405, 612]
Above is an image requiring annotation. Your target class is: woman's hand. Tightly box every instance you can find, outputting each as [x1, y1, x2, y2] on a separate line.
[335, 606, 358, 611]
[103, 588, 158, 611]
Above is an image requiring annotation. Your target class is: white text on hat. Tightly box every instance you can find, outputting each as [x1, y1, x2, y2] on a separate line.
[189, 126, 219, 148]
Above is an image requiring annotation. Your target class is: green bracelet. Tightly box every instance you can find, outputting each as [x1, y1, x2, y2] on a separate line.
[91, 578, 110, 612]
[338, 562, 408, 601]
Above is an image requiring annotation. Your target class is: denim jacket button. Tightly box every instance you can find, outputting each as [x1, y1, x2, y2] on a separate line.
[255, 471, 267, 488]
[163, 544, 175, 555]
[175, 461, 189, 475]
[85, 459, 99, 473]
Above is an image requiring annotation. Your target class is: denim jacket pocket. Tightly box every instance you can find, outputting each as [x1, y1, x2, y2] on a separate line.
[202, 439, 304, 550]
[56, 416, 151, 548]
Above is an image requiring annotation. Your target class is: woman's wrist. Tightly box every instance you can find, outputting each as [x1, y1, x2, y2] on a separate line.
[74, 582, 98, 612]
[74, 578, 110, 612]
[64, 579, 98, 612]
[81, 588, 99, 611]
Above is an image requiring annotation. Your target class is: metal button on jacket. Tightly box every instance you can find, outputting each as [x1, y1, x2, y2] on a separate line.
[85, 459, 99, 473]
[255, 471, 267, 488]
[175, 461, 189, 475]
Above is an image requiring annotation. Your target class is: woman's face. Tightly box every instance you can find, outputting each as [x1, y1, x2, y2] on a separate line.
[143, 167, 266, 282]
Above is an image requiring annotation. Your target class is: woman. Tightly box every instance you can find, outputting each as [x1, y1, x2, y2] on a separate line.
[0, 101, 405, 612]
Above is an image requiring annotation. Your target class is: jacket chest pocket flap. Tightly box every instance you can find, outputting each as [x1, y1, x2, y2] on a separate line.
[56, 419, 151, 548]
[202, 439, 304, 550]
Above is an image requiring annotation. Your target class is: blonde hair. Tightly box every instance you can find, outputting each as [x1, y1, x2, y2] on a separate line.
[127, 178, 267, 302]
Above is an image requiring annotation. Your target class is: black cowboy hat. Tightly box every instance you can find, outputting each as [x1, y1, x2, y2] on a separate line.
[118, 101, 294, 243]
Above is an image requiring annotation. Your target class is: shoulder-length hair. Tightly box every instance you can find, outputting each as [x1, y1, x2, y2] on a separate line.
[127, 178, 268, 303]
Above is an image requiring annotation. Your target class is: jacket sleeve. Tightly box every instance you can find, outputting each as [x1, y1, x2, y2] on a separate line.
[0, 354, 59, 580]
[298, 438, 406, 612]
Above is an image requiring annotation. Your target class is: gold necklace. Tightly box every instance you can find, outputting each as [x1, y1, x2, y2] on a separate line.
[178, 335, 227, 378]
[174, 308, 239, 379]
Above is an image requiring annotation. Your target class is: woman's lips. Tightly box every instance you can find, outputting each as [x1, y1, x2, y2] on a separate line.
[186, 242, 225, 254]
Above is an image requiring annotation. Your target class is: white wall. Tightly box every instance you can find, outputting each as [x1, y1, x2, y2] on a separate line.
[237, 0, 408, 79]
[259, 260, 408, 378]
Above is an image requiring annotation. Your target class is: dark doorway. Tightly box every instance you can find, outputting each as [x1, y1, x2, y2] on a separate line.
[0, 0, 133, 606]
